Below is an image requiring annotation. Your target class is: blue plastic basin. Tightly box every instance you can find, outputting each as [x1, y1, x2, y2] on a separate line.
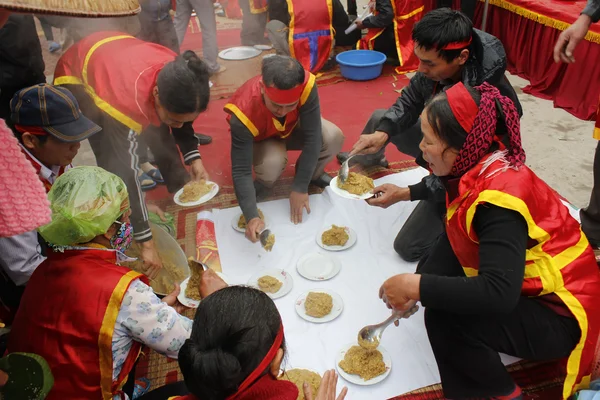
[336, 50, 386, 81]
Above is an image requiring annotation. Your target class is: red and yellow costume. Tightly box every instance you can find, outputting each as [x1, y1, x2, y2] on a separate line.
[286, 0, 334, 73]
[358, 0, 424, 74]
[223, 71, 315, 141]
[167, 376, 298, 400]
[446, 155, 600, 398]
[53, 31, 176, 134]
[8, 248, 146, 400]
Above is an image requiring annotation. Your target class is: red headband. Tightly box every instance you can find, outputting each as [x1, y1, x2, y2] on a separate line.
[262, 72, 309, 105]
[14, 125, 48, 136]
[226, 324, 284, 400]
[446, 83, 478, 133]
[442, 37, 472, 50]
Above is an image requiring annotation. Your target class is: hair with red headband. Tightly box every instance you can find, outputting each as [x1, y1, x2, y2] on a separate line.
[178, 286, 287, 400]
[412, 8, 473, 63]
[261, 55, 307, 105]
[425, 82, 525, 176]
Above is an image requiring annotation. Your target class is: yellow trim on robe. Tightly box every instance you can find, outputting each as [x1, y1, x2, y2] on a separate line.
[479, 0, 600, 44]
[463, 190, 592, 296]
[286, 0, 296, 59]
[224, 104, 260, 137]
[300, 74, 316, 105]
[98, 270, 143, 400]
[390, 4, 424, 73]
[593, 127, 600, 140]
[55, 35, 145, 134]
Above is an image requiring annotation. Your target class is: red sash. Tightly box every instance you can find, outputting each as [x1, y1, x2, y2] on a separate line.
[358, 0, 424, 74]
[287, 0, 334, 73]
[249, 0, 267, 14]
[446, 155, 600, 399]
[54, 31, 176, 134]
[8, 249, 146, 400]
[224, 71, 315, 141]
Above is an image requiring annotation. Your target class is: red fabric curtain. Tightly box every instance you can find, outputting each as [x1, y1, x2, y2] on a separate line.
[474, 1, 600, 120]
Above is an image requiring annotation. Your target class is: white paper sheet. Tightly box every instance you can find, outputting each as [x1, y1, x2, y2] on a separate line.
[208, 168, 520, 399]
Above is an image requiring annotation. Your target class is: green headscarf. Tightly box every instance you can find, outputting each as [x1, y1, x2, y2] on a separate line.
[39, 166, 129, 246]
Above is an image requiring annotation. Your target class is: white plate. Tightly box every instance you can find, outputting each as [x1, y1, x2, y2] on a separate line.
[254, 44, 273, 50]
[231, 212, 268, 233]
[295, 289, 343, 323]
[218, 46, 262, 61]
[296, 253, 341, 281]
[173, 181, 219, 207]
[316, 225, 357, 252]
[247, 268, 293, 299]
[330, 176, 374, 200]
[177, 272, 229, 308]
[335, 343, 392, 386]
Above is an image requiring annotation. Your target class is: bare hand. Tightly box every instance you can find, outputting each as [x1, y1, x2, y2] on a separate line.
[200, 269, 228, 298]
[349, 131, 388, 156]
[189, 159, 210, 181]
[290, 191, 310, 224]
[245, 217, 265, 243]
[379, 273, 421, 311]
[355, 19, 364, 29]
[304, 370, 348, 400]
[139, 240, 162, 279]
[146, 203, 167, 222]
[161, 283, 189, 314]
[366, 184, 410, 208]
[553, 14, 592, 63]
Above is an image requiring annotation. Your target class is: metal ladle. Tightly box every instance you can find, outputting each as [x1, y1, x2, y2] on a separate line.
[357, 303, 419, 349]
[338, 155, 355, 184]
[259, 228, 273, 248]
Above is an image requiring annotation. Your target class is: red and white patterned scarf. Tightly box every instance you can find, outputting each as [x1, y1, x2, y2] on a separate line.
[447, 82, 525, 177]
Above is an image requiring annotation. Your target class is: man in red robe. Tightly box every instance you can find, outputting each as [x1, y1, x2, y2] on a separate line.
[0, 83, 101, 322]
[225, 56, 344, 242]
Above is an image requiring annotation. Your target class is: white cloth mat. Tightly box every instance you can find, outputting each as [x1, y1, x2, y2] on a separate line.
[208, 168, 519, 398]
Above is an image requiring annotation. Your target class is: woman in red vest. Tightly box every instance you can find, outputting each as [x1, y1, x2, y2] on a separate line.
[173, 286, 348, 400]
[378, 83, 600, 399]
[8, 166, 227, 400]
[54, 32, 211, 280]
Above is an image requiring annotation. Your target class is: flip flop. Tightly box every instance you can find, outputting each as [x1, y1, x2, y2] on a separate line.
[145, 168, 165, 184]
[138, 172, 157, 191]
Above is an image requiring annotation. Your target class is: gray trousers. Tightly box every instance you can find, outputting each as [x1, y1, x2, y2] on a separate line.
[174, 0, 220, 72]
[364, 109, 445, 262]
[581, 141, 600, 245]
[239, 0, 267, 46]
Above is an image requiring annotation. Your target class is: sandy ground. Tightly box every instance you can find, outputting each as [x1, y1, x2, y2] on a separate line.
[36, 17, 595, 209]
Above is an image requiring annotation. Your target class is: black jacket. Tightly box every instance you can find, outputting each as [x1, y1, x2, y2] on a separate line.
[362, 0, 394, 29]
[377, 29, 523, 136]
[0, 15, 45, 89]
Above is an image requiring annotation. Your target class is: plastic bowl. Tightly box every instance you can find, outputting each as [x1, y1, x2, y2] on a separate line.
[336, 50, 386, 81]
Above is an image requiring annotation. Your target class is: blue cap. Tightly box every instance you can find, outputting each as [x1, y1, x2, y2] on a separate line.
[10, 84, 101, 142]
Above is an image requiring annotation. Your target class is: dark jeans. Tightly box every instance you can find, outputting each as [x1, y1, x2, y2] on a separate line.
[138, 15, 180, 54]
[239, 0, 268, 46]
[581, 141, 600, 245]
[420, 234, 581, 398]
[362, 109, 445, 262]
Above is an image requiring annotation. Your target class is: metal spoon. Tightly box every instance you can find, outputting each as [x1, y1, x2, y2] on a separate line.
[259, 228, 273, 248]
[339, 155, 355, 184]
[189, 258, 209, 272]
[357, 304, 419, 349]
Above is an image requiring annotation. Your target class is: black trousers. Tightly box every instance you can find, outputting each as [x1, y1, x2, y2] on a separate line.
[581, 141, 600, 245]
[239, 0, 267, 46]
[63, 84, 190, 241]
[138, 15, 181, 54]
[436, 0, 477, 22]
[419, 234, 581, 399]
[361, 109, 446, 262]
